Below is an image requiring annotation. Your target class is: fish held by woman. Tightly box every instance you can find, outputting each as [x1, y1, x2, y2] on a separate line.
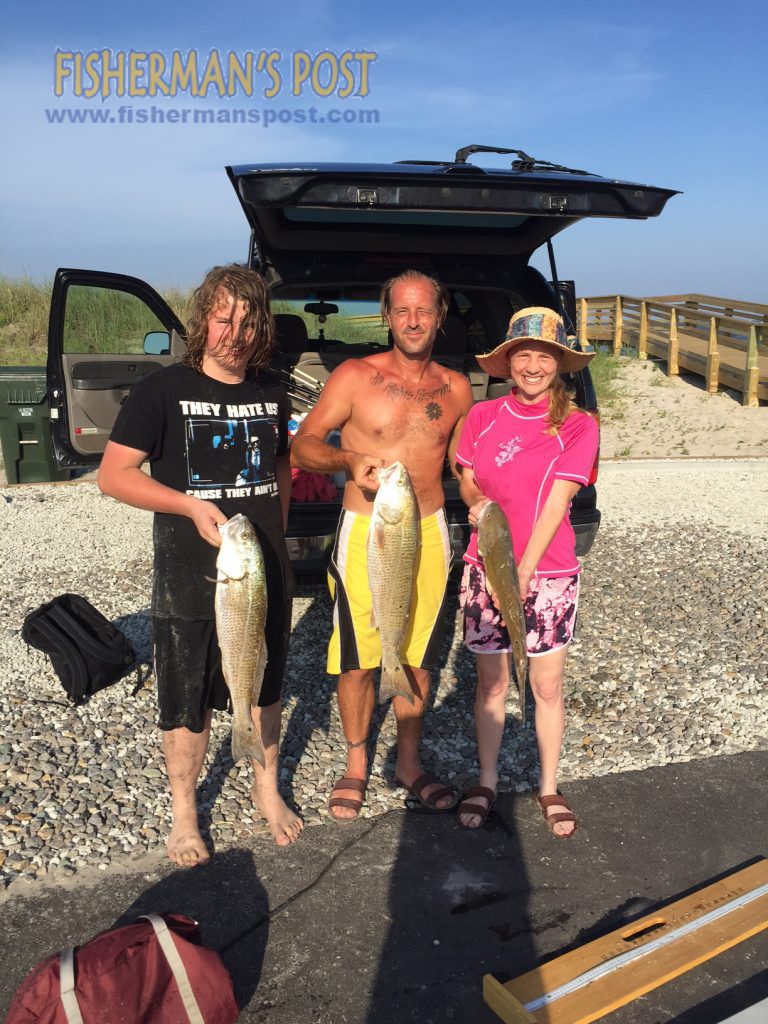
[215, 514, 268, 765]
[477, 500, 528, 718]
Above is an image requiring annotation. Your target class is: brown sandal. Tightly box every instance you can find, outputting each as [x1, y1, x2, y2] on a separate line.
[535, 791, 578, 838]
[394, 772, 457, 813]
[457, 786, 496, 829]
[328, 776, 366, 823]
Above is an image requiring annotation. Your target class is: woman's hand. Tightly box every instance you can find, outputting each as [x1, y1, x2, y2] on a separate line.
[517, 562, 534, 603]
[468, 496, 491, 528]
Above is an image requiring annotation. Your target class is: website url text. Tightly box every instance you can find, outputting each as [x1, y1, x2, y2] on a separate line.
[44, 105, 381, 127]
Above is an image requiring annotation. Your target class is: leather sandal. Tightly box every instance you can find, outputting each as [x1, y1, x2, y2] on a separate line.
[394, 772, 457, 813]
[535, 790, 578, 838]
[457, 786, 496, 829]
[328, 776, 366, 823]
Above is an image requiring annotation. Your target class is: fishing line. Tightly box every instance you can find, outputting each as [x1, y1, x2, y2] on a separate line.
[216, 809, 400, 954]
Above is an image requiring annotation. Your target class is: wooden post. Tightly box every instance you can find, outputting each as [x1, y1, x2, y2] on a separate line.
[578, 297, 588, 350]
[668, 308, 679, 376]
[612, 296, 623, 356]
[706, 317, 720, 393]
[743, 325, 759, 407]
[638, 301, 648, 361]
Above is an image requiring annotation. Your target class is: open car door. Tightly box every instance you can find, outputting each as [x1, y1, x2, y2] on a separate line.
[46, 269, 186, 469]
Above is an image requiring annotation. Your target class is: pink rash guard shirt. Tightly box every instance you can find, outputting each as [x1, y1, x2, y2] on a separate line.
[455, 391, 599, 578]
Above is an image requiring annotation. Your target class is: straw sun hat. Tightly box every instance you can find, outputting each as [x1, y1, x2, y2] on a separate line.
[475, 306, 594, 377]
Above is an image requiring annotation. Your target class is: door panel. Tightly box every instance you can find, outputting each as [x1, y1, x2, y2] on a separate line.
[47, 270, 186, 467]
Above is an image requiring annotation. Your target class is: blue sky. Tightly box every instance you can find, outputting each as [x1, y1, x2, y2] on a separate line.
[1, 0, 766, 300]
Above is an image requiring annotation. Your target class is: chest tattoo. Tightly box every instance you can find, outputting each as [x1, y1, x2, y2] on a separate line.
[369, 371, 452, 405]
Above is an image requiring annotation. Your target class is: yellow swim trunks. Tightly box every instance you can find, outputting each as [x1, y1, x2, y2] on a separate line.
[327, 508, 452, 675]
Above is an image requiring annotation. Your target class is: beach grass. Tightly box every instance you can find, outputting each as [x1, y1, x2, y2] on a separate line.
[0, 277, 625, 408]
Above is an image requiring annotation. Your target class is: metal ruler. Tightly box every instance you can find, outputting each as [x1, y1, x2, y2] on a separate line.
[526, 882, 768, 1013]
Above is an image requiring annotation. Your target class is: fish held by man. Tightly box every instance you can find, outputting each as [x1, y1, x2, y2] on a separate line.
[215, 514, 268, 766]
[477, 501, 528, 718]
[367, 461, 420, 704]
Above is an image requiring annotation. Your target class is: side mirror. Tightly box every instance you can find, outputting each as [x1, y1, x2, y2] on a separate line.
[144, 331, 170, 355]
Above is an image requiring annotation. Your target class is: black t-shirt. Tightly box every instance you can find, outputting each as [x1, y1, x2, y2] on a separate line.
[110, 362, 295, 619]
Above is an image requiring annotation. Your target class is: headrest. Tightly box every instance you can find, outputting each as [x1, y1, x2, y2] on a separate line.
[274, 313, 309, 353]
[433, 316, 467, 354]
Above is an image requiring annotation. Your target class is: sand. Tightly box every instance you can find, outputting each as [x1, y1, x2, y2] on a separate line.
[598, 357, 768, 460]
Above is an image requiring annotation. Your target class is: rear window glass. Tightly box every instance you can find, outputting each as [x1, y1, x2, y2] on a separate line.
[273, 296, 387, 347]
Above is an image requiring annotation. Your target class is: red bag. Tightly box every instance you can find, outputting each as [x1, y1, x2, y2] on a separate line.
[4, 913, 239, 1024]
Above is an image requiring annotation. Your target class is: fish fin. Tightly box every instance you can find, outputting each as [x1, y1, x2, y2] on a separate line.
[379, 662, 415, 705]
[373, 521, 387, 549]
[514, 655, 528, 720]
[252, 642, 267, 694]
[232, 719, 266, 767]
[205, 575, 220, 584]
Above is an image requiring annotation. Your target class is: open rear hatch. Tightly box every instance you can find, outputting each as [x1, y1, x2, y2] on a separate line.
[226, 146, 678, 277]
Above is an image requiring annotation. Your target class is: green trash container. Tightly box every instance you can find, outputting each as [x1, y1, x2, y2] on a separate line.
[0, 367, 71, 485]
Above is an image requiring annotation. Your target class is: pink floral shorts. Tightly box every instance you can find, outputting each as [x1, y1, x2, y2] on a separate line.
[459, 563, 580, 657]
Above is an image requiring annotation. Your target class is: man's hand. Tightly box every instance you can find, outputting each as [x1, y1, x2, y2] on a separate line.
[188, 499, 228, 547]
[348, 453, 386, 493]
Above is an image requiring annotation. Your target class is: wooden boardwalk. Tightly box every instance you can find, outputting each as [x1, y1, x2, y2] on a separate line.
[578, 294, 768, 405]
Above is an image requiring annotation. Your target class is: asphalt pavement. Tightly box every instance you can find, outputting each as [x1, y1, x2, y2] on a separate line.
[2, 750, 767, 1023]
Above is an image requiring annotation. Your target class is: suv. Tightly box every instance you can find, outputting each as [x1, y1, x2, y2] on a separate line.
[46, 145, 676, 572]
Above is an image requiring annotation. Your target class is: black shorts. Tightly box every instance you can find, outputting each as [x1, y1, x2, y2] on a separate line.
[152, 597, 292, 732]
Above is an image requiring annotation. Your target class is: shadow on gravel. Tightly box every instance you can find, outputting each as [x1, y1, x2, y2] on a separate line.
[364, 594, 538, 1024]
[279, 582, 337, 782]
[112, 848, 269, 1009]
[114, 609, 153, 667]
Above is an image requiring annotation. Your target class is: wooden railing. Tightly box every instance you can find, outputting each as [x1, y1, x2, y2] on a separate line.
[577, 294, 768, 407]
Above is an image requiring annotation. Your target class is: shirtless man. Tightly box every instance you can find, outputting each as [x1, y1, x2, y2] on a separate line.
[290, 270, 473, 819]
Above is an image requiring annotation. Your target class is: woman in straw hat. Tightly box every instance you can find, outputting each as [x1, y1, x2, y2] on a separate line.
[454, 307, 599, 836]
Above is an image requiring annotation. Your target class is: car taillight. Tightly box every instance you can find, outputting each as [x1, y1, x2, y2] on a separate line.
[588, 410, 600, 485]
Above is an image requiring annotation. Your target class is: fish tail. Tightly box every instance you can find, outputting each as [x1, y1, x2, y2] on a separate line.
[379, 659, 415, 704]
[231, 717, 266, 767]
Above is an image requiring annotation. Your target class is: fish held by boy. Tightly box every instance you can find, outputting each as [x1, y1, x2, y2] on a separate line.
[367, 462, 420, 704]
[477, 500, 528, 718]
[215, 514, 268, 765]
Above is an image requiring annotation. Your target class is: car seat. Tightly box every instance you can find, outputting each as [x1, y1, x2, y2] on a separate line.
[432, 316, 467, 371]
[274, 314, 309, 368]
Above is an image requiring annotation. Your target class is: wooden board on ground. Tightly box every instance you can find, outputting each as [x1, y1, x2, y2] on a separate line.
[484, 859, 768, 1024]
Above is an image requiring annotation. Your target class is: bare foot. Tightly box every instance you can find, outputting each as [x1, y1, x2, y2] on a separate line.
[167, 814, 210, 868]
[252, 782, 304, 846]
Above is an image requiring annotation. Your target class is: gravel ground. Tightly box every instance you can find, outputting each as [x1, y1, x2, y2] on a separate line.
[1, 461, 767, 891]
